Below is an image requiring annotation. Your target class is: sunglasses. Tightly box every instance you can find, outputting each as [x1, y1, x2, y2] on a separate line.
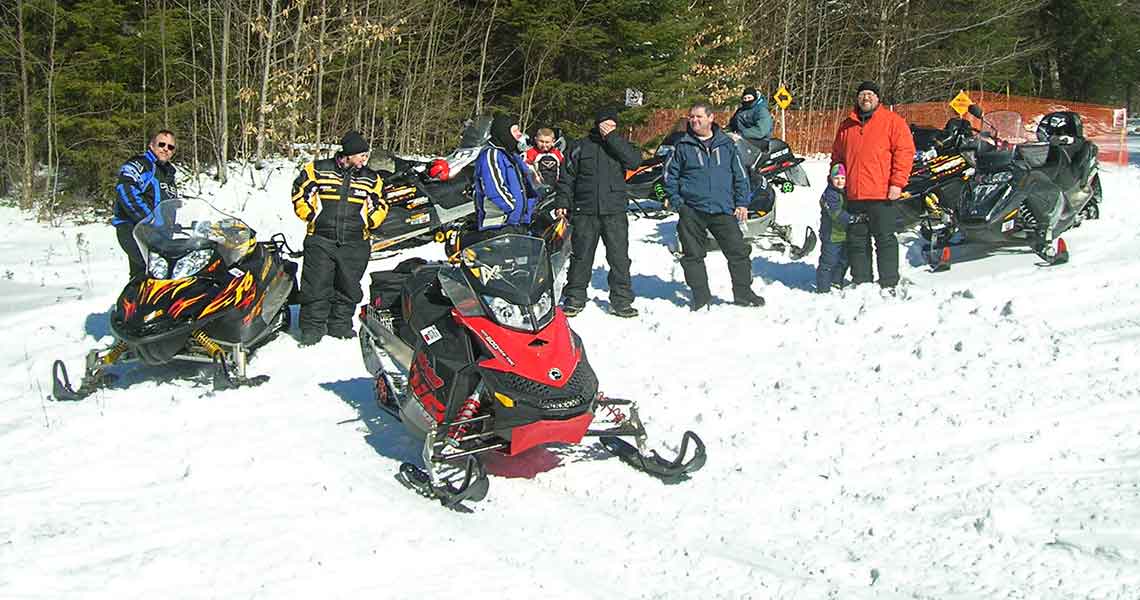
[157, 141, 176, 150]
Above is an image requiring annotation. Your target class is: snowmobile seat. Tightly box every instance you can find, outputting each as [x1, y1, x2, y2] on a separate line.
[1016, 143, 1051, 169]
[369, 257, 428, 310]
[422, 167, 473, 209]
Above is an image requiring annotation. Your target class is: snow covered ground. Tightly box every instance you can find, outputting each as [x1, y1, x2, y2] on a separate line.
[2, 156, 1139, 599]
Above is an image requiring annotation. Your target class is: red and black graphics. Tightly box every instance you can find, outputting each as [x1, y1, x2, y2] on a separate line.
[111, 243, 293, 347]
[454, 311, 597, 431]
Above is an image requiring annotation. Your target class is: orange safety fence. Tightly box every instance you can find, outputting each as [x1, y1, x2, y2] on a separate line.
[629, 91, 1130, 166]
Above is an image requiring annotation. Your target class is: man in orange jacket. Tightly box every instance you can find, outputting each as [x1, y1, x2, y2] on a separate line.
[830, 81, 915, 289]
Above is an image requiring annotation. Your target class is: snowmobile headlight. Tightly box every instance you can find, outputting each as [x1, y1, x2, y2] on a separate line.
[484, 296, 532, 331]
[171, 249, 213, 279]
[531, 291, 554, 324]
[147, 254, 169, 278]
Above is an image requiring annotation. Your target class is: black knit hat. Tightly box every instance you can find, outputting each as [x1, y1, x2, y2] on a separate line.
[856, 81, 881, 97]
[742, 87, 759, 101]
[594, 106, 620, 126]
[340, 131, 369, 155]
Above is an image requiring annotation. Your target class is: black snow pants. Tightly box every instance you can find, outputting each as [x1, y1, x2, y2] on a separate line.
[116, 223, 146, 281]
[563, 213, 634, 309]
[298, 235, 370, 337]
[846, 200, 899, 288]
[676, 206, 754, 304]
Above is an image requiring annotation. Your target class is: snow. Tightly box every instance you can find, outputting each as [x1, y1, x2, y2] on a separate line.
[2, 157, 1140, 599]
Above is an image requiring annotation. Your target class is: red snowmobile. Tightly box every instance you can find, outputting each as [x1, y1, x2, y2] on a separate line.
[358, 226, 705, 509]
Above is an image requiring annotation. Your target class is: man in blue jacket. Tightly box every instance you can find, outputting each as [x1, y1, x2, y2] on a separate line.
[470, 114, 541, 244]
[113, 129, 179, 280]
[727, 87, 774, 145]
[663, 103, 765, 311]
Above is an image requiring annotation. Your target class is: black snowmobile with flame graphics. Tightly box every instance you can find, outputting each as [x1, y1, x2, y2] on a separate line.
[51, 199, 299, 400]
[358, 228, 705, 509]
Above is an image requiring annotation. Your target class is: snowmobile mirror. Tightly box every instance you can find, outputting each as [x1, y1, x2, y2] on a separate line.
[967, 104, 984, 119]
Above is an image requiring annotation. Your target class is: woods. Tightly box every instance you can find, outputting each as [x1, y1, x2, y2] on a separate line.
[0, 0, 1137, 217]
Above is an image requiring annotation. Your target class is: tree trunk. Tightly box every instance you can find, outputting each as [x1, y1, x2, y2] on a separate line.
[219, 0, 231, 182]
[16, 0, 34, 210]
[474, 0, 497, 115]
[161, 0, 170, 125]
[315, 0, 326, 160]
[256, 0, 280, 162]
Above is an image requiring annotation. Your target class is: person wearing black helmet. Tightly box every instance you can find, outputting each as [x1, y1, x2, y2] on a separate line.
[290, 131, 387, 345]
[557, 107, 644, 318]
[727, 86, 774, 145]
[470, 114, 542, 242]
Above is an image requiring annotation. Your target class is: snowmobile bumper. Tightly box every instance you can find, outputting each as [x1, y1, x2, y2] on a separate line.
[508, 411, 593, 456]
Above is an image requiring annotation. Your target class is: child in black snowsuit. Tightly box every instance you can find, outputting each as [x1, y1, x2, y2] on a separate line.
[817, 164, 857, 292]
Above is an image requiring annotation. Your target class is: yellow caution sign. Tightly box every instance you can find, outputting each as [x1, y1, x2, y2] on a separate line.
[949, 90, 973, 117]
[773, 85, 793, 110]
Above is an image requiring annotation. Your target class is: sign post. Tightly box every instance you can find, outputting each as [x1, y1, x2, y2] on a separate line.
[773, 84, 793, 140]
[949, 90, 973, 118]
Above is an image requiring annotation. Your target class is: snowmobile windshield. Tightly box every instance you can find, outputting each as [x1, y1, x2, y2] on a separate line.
[133, 199, 254, 269]
[982, 111, 1026, 144]
[438, 234, 556, 332]
[459, 116, 493, 148]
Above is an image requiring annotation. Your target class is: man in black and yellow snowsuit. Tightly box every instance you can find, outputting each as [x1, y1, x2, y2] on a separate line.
[291, 131, 387, 345]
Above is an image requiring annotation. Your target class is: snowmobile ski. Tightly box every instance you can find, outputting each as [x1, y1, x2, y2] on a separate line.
[1034, 237, 1069, 266]
[599, 430, 707, 483]
[396, 457, 489, 512]
[929, 244, 952, 272]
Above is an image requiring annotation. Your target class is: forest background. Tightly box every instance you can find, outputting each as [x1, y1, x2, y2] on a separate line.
[1, 0, 1137, 216]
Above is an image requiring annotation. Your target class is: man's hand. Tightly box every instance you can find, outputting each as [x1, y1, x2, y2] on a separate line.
[734, 206, 748, 222]
[599, 120, 616, 138]
[888, 185, 902, 201]
[554, 208, 567, 218]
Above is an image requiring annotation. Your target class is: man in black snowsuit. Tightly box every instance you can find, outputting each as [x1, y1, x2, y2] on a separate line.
[290, 131, 388, 345]
[113, 129, 179, 280]
[557, 107, 644, 318]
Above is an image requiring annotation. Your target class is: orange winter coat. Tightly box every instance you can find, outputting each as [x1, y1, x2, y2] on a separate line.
[831, 107, 916, 201]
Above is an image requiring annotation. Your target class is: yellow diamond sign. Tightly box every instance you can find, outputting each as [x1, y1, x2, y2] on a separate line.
[773, 85, 793, 110]
[949, 90, 973, 117]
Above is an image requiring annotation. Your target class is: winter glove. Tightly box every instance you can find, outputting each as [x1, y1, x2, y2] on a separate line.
[848, 213, 869, 225]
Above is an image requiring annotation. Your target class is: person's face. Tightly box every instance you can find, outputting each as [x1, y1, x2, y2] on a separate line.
[345, 151, 369, 169]
[149, 133, 176, 163]
[742, 94, 756, 104]
[831, 174, 846, 189]
[535, 136, 555, 151]
[857, 90, 879, 112]
[688, 107, 714, 136]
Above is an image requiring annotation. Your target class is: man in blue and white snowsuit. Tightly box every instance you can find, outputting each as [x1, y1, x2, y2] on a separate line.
[113, 130, 179, 280]
[466, 114, 542, 247]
